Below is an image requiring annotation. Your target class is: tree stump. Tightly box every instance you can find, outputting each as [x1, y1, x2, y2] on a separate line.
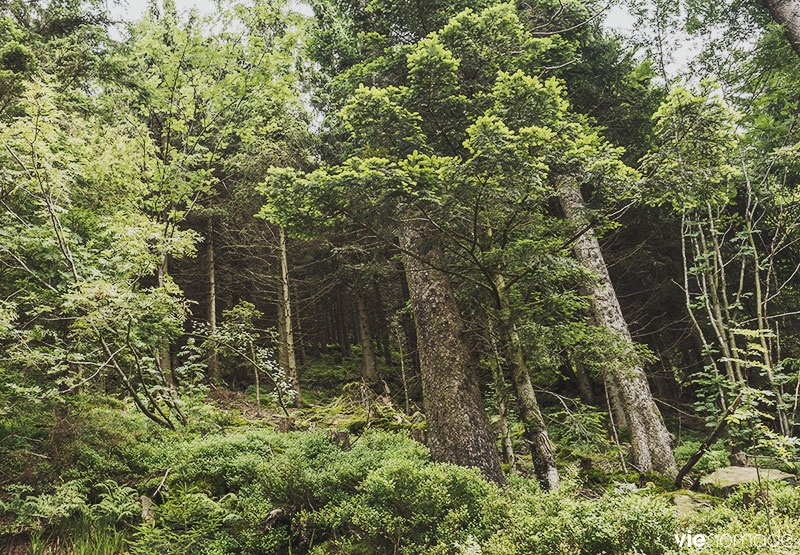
[278, 416, 295, 433]
[330, 430, 351, 450]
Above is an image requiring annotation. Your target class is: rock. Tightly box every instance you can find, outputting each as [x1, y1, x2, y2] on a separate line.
[700, 466, 796, 496]
[672, 492, 715, 517]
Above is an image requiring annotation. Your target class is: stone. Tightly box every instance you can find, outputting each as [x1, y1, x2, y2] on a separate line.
[141, 495, 156, 525]
[700, 466, 796, 496]
[672, 492, 715, 517]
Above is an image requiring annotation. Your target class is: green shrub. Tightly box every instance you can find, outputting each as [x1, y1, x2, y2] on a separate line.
[483, 486, 676, 555]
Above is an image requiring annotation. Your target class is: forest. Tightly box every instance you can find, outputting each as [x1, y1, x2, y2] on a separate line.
[1, 0, 800, 553]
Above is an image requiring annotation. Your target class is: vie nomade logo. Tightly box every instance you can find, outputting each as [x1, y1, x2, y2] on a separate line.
[675, 530, 707, 548]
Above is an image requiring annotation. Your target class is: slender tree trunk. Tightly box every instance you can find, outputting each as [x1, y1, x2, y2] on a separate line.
[398, 263, 421, 374]
[277, 226, 302, 407]
[207, 219, 219, 383]
[569, 351, 595, 405]
[559, 180, 676, 476]
[355, 281, 379, 382]
[293, 286, 308, 369]
[487, 320, 516, 474]
[763, 0, 800, 56]
[491, 273, 559, 489]
[398, 215, 505, 484]
[393, 322, 411, 414]
[157, 254, 173, 387]
[373, 282, 394, 366]
[335, 290, 350, 361]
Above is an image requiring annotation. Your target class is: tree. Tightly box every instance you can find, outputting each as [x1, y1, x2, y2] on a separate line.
[763, 0, 800, 55]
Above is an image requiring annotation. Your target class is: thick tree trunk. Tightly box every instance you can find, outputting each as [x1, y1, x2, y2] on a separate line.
[398, 215, 505, 484]
[763, 0, 800, 56]
[559, 180, 676, 477]
[277, 226, 302, 407]
[491, 273, 559, 490]
[207, 219, 219, 383]
[355, 282, 379, 382]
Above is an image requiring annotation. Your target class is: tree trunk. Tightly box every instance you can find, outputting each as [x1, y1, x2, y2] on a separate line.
[398, 263, 421, 375]
[157, 254, 173, 387]
[568, 351, 595, 405]
[763, 0, 800, 56]
[559, 180, 676, 477]
[355, 281, 379, 382]
[491, 273, 559, 490]
[277, 226, 302, 407]
[373, 282, 394, 366]
[487, 320, 516, 474]
[293, 286, 308, 369]
[207, 219, 219, 383]
[398, 215, 505, 484]
[335, 290, 350, 361]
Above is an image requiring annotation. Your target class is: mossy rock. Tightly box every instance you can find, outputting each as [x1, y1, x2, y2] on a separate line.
[700, 466, 796, 496]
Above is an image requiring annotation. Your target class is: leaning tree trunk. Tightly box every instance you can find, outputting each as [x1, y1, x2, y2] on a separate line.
[277, 226, 302, 407]
[355, 281, 379, 382]
[763, 0, 800, 56]
[559, 180, 676, 477]
[398, 215, 506, 484]
[491, 273, 559, 490]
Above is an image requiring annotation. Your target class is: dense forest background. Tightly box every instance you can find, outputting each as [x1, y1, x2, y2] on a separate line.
[2, 0, 800, 553]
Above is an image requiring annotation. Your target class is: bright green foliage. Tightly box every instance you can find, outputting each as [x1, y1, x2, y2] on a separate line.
[641, 81, 741, 209]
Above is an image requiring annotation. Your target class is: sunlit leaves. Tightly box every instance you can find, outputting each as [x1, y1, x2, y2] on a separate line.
[640, 81, 741, 208]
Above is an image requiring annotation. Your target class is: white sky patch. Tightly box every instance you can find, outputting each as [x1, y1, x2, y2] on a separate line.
[108, 0, 312, 23]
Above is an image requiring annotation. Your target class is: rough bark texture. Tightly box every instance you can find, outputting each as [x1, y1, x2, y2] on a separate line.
[398, 216, 505, 484]
[492, 274, 559, 490]
[355, 284, 379, 382]
[559, 181, 676, 477]
[277, 226, 302, 407]
[763, 0, 800, 56]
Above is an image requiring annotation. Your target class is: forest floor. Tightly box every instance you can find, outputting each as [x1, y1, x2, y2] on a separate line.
[2, 357, 800, 554]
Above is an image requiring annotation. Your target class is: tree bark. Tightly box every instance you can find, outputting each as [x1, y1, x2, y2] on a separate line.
[491, 273, 559, 490]
[559, 180, 676, 477]
[277, 226, 302, 407]
[207, 219, 219, 383]
[763, 0, 800, 57]
[355, 281, 379, 382]
[398, 215, 506, 484]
